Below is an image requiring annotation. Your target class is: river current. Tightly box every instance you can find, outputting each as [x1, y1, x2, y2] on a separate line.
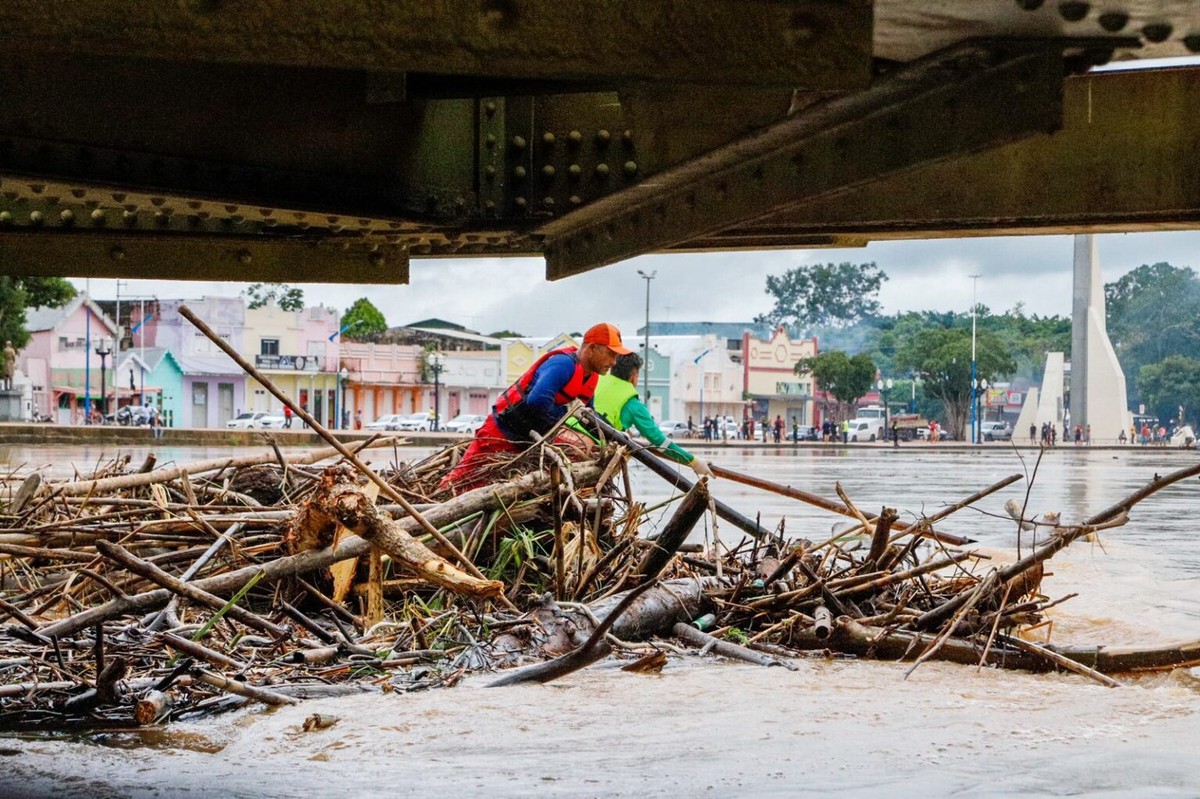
[2, 442, 1199, 797]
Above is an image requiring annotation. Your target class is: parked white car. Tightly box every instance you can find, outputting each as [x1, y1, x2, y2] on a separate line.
[395, 412, 434, 432]
[259, 414, 288, 429]
[365, 414, 404, 431]
[226, 411, 272, 429]
[443, 414, 486, 435]
[661, 420, 690, 439]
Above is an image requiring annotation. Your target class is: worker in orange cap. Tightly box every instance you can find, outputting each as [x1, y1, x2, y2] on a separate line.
[439, 322, 632, 493]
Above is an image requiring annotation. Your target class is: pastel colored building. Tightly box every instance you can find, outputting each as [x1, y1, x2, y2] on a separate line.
[245, 304, 341, 427]
[339, 341, 425, 424]
[20, 295, 121, 424]
[743, 327, 819, 426]
[151, 298, 248, 428]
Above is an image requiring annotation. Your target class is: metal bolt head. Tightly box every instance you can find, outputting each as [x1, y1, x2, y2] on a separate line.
[90, 209, 106, 224]
[29, 210, 44, 225]
[0, 211, 13, 225]
[59, 209, 74, 224]
[1097, 11, 1128, 31]
[595, 163, 610, 177]
[623, 161, 638, 176]
[484, 100, 497, 117]
[238, 249, 253, 265]
[123, 210, 137, 226]
[1143, 22, 1173, 43]
[542, 196, 555, 209]
[484, 199, 496, 211]
[595, 129, 611, 145]
[541, 165, 556, 179]
[568, 164, 582, 179]
[1058, 2, 1089, 23]
[511, 135, 527, 150]
[109, 245, 126, 261]
[485, 133, 497, 149]
[485, 165, 497, 178]
[568, 130, 582, 145]
[569, 195, 582, 206]
[542, 132, 556, 146]
[513, 166, 527, 179]
[514, 196, 527, 209]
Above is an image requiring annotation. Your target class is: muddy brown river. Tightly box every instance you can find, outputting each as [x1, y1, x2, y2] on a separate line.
[2, 443, 1199, 797]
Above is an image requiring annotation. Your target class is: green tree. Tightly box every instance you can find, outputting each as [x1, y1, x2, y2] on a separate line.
[1105, 262, 1200, 402]
[1137, 355, 1200, 427]
[243, 283, 305, 311]
[488, 329, 525, 339]
[895, 327, 1016, 439]
[797, 350, 876, 420]
[758, 261, 888, 331]
[341, 297, 388, 339]
[0, 276, 77, 349]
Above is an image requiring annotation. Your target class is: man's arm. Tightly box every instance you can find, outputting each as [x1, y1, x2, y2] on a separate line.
[622, 397, 694, 465]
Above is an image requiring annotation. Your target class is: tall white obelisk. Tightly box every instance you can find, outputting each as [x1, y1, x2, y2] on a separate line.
[1069, 235, 1132, 442]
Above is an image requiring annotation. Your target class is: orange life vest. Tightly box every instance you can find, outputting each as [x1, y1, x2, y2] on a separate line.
[493, 347, 597, 439]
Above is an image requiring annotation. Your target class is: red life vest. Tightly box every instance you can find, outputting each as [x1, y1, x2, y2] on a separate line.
[493, 347, 597, 439]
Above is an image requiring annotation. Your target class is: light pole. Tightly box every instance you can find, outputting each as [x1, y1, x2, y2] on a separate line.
[877, 377, 893, 427]
[693, 347, 713, 428]
[969, 273, 980, 443]
[429, 352, 444, 432]
[329, 318, 363, 429]
[94, 338, 112, 422]
[637, 269, 656, 404]
[339, 366, 349, 428]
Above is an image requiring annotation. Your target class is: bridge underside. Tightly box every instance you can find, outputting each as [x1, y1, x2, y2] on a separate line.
[0, 1, 1198, 283]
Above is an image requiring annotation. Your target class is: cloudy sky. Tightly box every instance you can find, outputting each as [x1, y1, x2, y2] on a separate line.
[70, 230, 1200, 341]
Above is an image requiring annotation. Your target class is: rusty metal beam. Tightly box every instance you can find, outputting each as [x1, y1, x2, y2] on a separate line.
[724, 65, 1200, 241]
[539, 40, 1073, 279]
[0, 1, 872, 90]
[0, 231, 408, 284]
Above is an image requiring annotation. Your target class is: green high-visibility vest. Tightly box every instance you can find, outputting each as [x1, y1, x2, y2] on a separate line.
[593, 373, 639, 431]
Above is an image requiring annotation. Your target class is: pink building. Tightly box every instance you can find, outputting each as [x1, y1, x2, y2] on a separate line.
[21, 296, 120, 424]
[339, 341, 425, 423]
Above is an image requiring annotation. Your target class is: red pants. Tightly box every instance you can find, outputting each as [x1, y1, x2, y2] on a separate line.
[438, 415, 523, 494]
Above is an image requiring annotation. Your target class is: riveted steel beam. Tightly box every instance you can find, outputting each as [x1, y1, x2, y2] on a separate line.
[540, 40, 1073, 279]
[0, 1, 872, 90]
[724, 65, 1200, 241]
[0, 231, 408, 284]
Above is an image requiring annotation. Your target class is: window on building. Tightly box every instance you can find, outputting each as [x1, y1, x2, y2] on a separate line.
[261, 338, 280, 356]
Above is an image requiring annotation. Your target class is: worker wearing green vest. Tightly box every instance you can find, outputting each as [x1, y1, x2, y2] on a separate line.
[594, 352, 713, 479]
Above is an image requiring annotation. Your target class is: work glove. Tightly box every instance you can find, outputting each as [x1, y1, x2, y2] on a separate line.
[689, 459, 714, 479]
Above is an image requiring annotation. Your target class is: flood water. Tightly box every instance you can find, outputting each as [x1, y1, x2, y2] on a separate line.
[3, 442, 1200, 797]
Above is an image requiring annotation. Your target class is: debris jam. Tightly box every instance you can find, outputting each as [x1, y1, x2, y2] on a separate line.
[2, 422, 1199, 731]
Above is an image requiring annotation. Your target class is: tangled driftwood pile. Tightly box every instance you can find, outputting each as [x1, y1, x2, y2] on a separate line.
[3, 411, 1200, 730]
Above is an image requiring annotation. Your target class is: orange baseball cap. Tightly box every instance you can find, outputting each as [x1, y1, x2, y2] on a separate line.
[583, 322, 634, 355]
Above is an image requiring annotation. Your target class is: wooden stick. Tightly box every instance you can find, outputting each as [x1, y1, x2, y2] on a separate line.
[178, 305, 488, 585]
[673, 622, 792, 668]
[193, 668, 298, 706]
[95, 540, 288, 638]
[577, 408, 768, 540]
[711, 464, 980, 546]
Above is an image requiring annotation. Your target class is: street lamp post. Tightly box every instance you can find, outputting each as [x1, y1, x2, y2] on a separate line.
[329, 318, 363, 430]
[693, 347, 713, 430]
[969, 273, 980, 443]
[429, 352, 444, 432]
[339, 366, 349, 428]
[637, 269, 656, 404]
[877, 377, 893, 427]
[94, 338, 112, 422]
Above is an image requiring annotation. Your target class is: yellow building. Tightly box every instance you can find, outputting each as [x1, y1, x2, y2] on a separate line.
[504, 333, 578, 385]
[743, 327, 819, 426]
[244, 304, 341, 428]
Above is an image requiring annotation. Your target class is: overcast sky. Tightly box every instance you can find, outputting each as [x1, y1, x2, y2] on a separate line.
[71, 230, 1200, 340]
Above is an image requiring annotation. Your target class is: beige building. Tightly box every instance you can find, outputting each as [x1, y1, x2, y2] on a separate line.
[742, 327, 819, 426]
